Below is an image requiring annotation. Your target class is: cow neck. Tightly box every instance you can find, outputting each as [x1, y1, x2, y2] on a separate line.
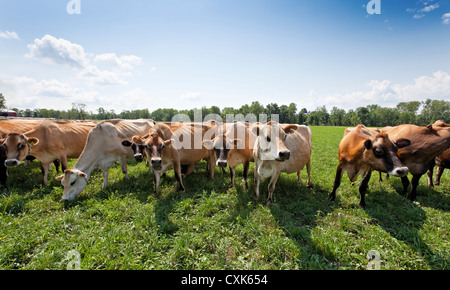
[72, 150, 99, 180]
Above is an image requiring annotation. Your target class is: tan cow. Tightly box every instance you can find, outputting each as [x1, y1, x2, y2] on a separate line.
[330, 125, 411, 207]
[2, 120, 97, 185]
[381, 120, 450, 200]
[56, 119, 155, 201]
[202, 122, 257, 188]
[123, 122, 215, 194]
[252, 121, 312, 204]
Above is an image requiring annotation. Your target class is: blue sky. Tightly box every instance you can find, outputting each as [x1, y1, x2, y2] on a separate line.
[1, 0, 449, 113]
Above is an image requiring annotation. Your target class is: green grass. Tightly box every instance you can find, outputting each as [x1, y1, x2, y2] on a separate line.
[0, 126, 448, 270]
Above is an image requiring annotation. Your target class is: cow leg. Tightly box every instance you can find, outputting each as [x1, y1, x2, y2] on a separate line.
[254, 161, 261, 200]
[102, 169, 109, 189]
[297, 170, 302, 186]
[53, 159, 62, 173]
[359, 170, 372, 208]
[183, 164, 196, 178]
[426, 160, 435, 188]
[401, 176, 410, 196]
[243, 161, 250, 189]
[120, 155, 130, 181]
[230, 166, 236, 188]
[267, 172, 280, 205]
[434, 165, 444, 186]
[153, 170, 161, 194]
[409, 174, 422, 201]
[173, 160, 186, 193]
[330, 165, 344, 202]
[58, 155, 69, 173]
[40, 162, 51, 186]
[306, 160, 312, 188]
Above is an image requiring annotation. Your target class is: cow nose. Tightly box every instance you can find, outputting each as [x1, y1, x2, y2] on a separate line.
[217, 160, 228, 168]
[151, 158, 162, 165]
[134, 153, 144, 162]
[5, 159, 19, 167]
[278, 150, 291, 160]
[393, 167, 409, 177]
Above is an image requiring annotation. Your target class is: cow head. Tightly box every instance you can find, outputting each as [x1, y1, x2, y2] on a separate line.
[363, 133, 411, 177]
[55, 169, 88, 201]
[252, 121, 298, 162]
[1, 133, 39, 167]
[122, 134, 149, 163]
[203, 134, 242, 168]
[122, 132, 173, 171]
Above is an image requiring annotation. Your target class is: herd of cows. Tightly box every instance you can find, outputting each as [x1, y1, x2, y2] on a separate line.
[0, 118, 449, 207]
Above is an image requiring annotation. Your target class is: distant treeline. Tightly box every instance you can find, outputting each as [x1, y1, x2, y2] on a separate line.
[9, 99, 450, 127]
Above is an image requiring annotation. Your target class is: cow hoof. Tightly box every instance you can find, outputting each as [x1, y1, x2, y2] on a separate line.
[307, 183, 313, 189]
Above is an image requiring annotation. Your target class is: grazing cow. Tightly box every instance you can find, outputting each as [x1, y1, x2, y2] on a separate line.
[252, 121, 312, 204]
[202, 122, 256, 188]
[427, 149, 450, 186]
[382, 121, 450, 200]
[2, 121, 97, 185]
[123, 122, 215, 194]
[56, 119, 155, 201]
[330, 125, 411, 208]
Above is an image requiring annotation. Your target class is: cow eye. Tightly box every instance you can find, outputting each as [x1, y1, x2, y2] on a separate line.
[70, 180, 76, 186]
[18, 143, 25, 149]
[284, 134, 288, 141]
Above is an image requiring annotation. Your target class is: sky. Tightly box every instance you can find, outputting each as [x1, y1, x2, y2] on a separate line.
[1, 0, 450, 114]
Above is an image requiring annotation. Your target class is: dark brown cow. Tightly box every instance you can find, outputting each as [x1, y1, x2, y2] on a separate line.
[330, 125, 411, 208]
[382, 120, 450, 200]
[2, 120, 96, 185]
[427, 148, 450, 186]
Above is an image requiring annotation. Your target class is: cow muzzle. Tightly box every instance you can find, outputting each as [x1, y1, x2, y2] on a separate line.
[5, 159, 21, 167]
[134, 153, 144, 163]
[275, 150, 291, 162]
[216, 159, 228, 168]
[151, 157, 163, 170]
[389, 166, 409, 177]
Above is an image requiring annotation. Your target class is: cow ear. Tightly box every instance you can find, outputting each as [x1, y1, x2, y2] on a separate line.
[394, 138, 411, 149]
[26, 137, 39, 146]
[163, 139, 172, 148]
[203, 140, 215, 150]
[55, 175, 64, 181]
[283, 125, 298, 134]
[132, 136, 144, 145]
[78, 172, 87, 179]
[142, 134, 150, 139]
[122, 140, 132, 147]
[364, 139, 373, 150]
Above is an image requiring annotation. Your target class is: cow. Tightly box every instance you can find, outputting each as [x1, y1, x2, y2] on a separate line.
[381, 120, 450, 200]
[330, 124, 411, 208]
[202, 122, 256, 189]
[0, 118, 45, 137]
[122, 122, 215, 194]
[2, 120, 97, 185]
[56, 119, 155, 201]
[427, 148, 450, 186]
[252, 121, 312, 205]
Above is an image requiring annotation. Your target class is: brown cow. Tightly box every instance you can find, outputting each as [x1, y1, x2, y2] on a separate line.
[330, 125, 411, 208]
[427, 148, 450, 186]
[202, 122, 256, 188]
[382, 120, 450, 200]
[123, 122, 215, 194]
[2, 120, 97, 185]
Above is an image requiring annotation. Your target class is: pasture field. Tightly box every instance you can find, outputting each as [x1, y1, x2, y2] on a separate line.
[0, 126, 448, 270]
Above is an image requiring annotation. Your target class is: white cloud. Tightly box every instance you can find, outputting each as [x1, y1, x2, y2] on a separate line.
[442, 13, 450, 24]
[303, 71, 450, 111]
[26, 34, 89, 69]
[26, 35, 143, 86]
[0, 30, 19, 40]
[0, 77, 101, 110]
[421, 3, 439, 12]
[94, 53, 142, 70]
[180, 92, 201, 101]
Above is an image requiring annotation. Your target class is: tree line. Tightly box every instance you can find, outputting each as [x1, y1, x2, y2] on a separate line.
[6, 99, 450, 127]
